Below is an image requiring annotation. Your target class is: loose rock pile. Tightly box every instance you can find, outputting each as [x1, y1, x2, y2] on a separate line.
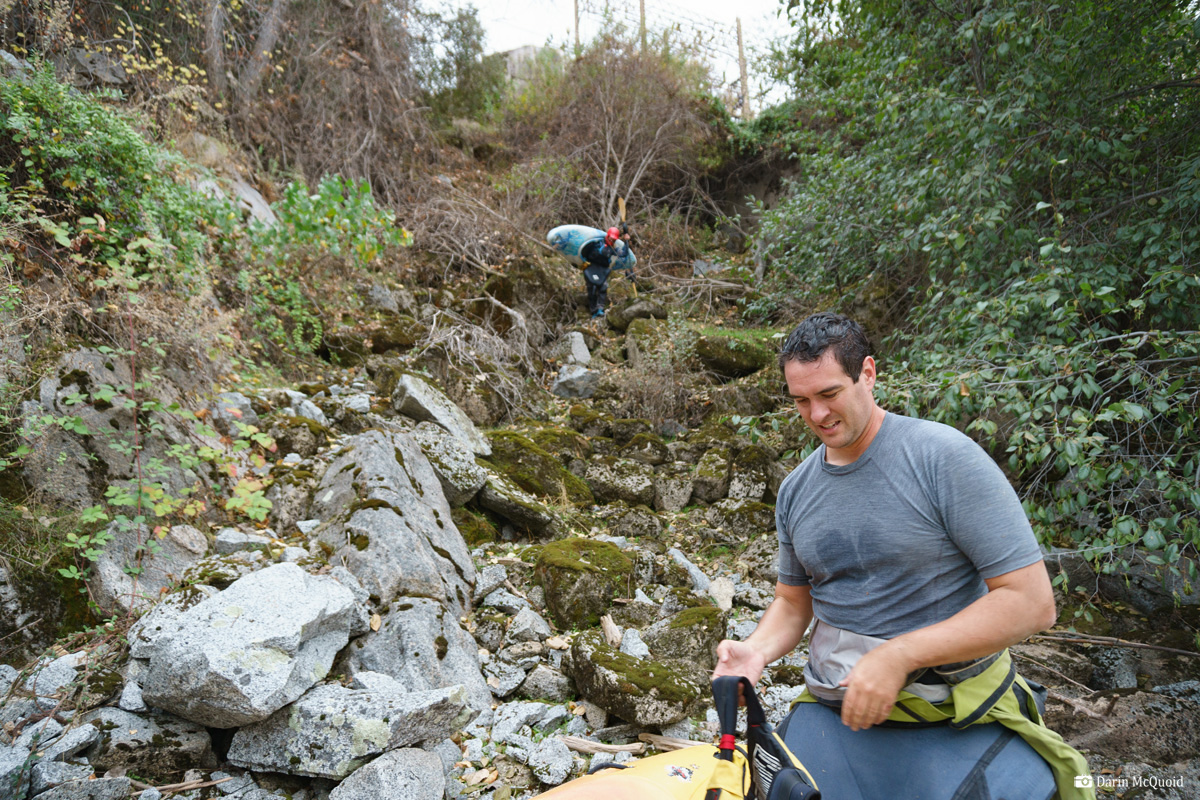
[3, 333, 1200, 800]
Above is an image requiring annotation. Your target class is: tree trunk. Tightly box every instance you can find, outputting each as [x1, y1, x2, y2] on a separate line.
[202, 0, 230, 100]
[237, 0, 291, 109]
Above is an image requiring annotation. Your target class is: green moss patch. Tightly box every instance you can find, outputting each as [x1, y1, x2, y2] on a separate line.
[486, 431, 593, 506]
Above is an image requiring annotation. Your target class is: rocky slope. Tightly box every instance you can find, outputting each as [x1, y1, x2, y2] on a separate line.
[3, 287, 1200, 800]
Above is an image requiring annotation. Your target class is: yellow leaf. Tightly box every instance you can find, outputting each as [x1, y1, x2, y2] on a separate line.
[369, 613, 381, 632]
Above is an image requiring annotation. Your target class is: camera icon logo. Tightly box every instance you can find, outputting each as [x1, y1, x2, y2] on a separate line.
[1074, 775, 1095, 788]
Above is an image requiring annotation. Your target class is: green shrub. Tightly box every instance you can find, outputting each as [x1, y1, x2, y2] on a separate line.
[234, 175, 411, 356]
[756, 0, 1200, 572]
[0, 65, 229, 289]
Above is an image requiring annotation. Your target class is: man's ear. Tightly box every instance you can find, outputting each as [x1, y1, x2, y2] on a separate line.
[860, 356, 877, 386]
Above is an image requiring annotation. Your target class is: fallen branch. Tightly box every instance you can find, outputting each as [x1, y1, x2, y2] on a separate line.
[128, 776, 234, 795]
[1031, 632, 1200, 659]
[637, 733, 710, 752]
[1012, 652, 1094, 693]
[1045, 689, 1109, 720]
[560, 735, 647, 755]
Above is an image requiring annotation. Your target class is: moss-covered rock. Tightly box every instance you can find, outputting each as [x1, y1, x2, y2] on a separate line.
[609, 600, 662, 629]
[706, 383, 778, 419]
[643, 605, 728, 670]
[737, 532, 780, 584]
[476, 472, 559, 537]
[727, 443, 774, 502]
[452, 506, 498, 546]
[692, 447, 732, 503]
[368, 314, 427, 354]
[535, 538, 634, 628]
[695, 335, 772, 379]
[606, 299, 668, 334]
[566, 629, 702, 726]
[523, 425, 593, 465]
[653, 461, 695, 512]
[485, 431, 594, 506]
[705, 498, 775, 542]
[608, 505, 664, 540]
[269, 415, 334, 459]
[583, 456, 656, 506]
[323, 327, 372, 361]
[610, 419, 652, 447]
[618, 432, 668, 466]
[367, 359, 408, 397]
[567, 404, 612, 438]
[624, 318, 673, 369]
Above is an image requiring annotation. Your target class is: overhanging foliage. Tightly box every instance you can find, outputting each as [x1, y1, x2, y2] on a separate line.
[758, 0, 1200, 570]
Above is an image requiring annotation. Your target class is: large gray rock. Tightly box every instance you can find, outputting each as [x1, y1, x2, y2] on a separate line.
[210, 392, 260, 436]
[392, 374, 491, 456]
[692, 448, 732, 503]
[228, 682, 475, 779]
[23, 651, 86, 702]
[311, 430, 475, 614]
[551, 365, 599, 399]
[341, 597, 492, 712]
[328, 748, 444, 800]
[81, 707, 213, 777]
[410, 422, 489, 507]
[518, 666, 574, 702]
[477, 473, 559, 537]
[38, 725, 99, 762]
[30, 761, 94, 795]
[567, 630, 702, 726]
[505, 608, 553, 644]
[126, 585, 220, 659]
[88, 522, 208, 614]
[1054, 691, 1200, 764]
[1, 744, 32, 800]
[529, 737, 574, 785]
[21, 349, 207, 510]
[17, 399, 94, 509]
[139, 563, 364, 728]
[555, 332, 591, 366]
[33, 777, 131, 800]
[584, 457, 655, 506]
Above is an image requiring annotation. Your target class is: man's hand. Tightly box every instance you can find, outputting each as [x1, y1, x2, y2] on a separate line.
[837, 640, 912, 731]
[713, 639, 768, 686]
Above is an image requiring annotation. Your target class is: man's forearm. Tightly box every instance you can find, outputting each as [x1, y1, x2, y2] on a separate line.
[744, 586, 814, 665]
[879, 562, 1056, 674]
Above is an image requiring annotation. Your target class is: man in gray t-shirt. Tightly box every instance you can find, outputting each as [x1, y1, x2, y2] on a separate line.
[713, 312, 1056, 733]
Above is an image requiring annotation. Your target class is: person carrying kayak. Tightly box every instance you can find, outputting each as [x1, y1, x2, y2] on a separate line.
[580, 225, 634, 319]
[713, 311, 1094, 800]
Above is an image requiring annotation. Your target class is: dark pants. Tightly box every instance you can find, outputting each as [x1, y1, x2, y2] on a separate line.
[777, 702, 1056, 800]
[584, 265, 610, 313]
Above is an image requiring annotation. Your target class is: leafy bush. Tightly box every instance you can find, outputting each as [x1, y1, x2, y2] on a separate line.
[0, 65, 228, 289]
[758, 0, 1200, 570]
[234, 175, 411, 356]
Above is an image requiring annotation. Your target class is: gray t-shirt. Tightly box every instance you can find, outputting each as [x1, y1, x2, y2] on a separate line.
[776, 412, 1043, 638]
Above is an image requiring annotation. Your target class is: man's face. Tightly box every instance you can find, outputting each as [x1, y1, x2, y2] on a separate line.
[783, 351, 879, 464]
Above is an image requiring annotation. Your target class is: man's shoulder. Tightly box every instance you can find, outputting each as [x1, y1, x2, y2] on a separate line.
[778, 447, 825, 495]
[885, 413, 980, 453]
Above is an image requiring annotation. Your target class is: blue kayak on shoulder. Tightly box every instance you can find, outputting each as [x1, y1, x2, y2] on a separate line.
[547, 224, 637, 271]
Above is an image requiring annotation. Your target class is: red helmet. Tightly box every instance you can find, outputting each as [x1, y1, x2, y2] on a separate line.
[605, 226, 621, 246]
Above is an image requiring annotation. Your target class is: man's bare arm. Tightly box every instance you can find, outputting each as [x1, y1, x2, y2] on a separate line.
[839, 561, 1056, 730]
[713, 582, 814, 685]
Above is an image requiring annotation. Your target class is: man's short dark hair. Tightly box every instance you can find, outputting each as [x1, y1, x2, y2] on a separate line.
[778, 312, 873, 381]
